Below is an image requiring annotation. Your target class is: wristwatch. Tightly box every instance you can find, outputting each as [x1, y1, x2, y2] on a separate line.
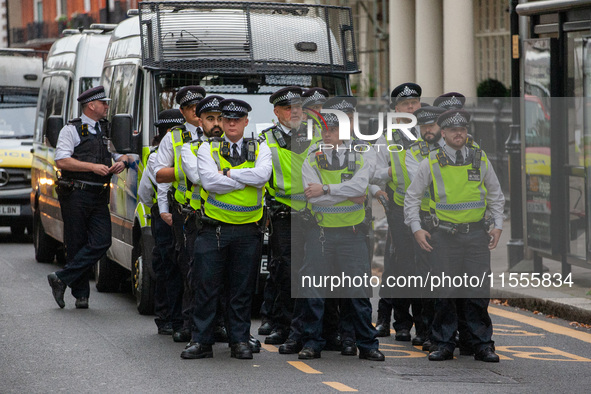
[322, 184, 329, 195]
[223, 168, 229, 176]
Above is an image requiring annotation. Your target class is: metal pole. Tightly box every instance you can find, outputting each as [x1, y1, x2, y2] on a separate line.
[505, 0, 524, 269]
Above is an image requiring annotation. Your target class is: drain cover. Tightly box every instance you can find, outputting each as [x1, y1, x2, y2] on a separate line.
[382, 367, 517, 384]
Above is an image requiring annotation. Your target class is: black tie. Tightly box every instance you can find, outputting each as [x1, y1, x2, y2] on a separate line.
[456, 149, 464, 165]
[95, 122, 100, 133]
[232, 143, 239, 160]
[331, 150, 339, 170]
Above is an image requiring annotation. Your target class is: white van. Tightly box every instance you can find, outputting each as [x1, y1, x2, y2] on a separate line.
[0, 49, 43, 237]
[101, 1, 358, 313]
[30, 26, 115, 265]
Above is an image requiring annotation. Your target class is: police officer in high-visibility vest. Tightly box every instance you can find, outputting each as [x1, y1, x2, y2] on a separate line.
[294, 112, 384, 362]
[404, 109, 504, 363]
[48, 86, 129, 309]
[301, 87, 329, 136]
[262, 86, 311, 346]
[154, 85, 206, 342]
[404, 105, 446, 351]
[374, 83, 423, 343]
[138, 109, 185, 335]
[181, 99, 272, 360]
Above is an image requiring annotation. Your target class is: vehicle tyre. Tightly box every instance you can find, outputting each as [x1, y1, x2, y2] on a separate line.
[94, 255, 123, 292]
[33, 214, 57, 263]
[131, 235, 154, 315]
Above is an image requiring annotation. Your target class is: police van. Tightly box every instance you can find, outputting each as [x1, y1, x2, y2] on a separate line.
[30, 26, 115, 264]
[0, 49, 43, 238]
[99, 1, 359, 314]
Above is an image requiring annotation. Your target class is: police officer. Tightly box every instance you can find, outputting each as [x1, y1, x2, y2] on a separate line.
[374, 83, 423, 342]
[404, 109, 504, 362]
[294, 112, 384, 361]
[138, 109, 185, 334]
[154, 86, 205, 342]
[405, 105, 446, 350]
[181, 99, 272, 360]
[301, 87, 329, 131]
[262, 86, 311, 346]
[47, 86, 128, 309]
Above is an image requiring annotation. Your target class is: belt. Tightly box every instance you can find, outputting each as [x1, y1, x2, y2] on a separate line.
[438, 219, 484, 234]
[72, 180, 108, 193]
[200, 215, 258, 228]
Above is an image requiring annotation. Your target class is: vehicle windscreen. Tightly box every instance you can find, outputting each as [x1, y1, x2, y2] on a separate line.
[0, 92, 38, 139]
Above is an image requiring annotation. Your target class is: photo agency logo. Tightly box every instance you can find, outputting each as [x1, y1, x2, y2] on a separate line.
[306, 108, 418, 153]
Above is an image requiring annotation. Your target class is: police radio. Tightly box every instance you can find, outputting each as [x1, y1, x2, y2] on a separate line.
[347, 151, 356, 172]
[247, 140, 256, 162]
[315, 151, 329, 170]
[272, 127, 287, 148]
[80, 123, 89, 137]
[220, 141, 231, 157]
[472, 148, 482, 169]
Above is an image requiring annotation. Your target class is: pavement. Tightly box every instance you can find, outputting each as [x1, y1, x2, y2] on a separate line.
[489, 219, 591, 325]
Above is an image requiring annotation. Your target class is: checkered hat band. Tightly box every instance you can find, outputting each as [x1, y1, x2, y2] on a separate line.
[439, 97, 463, 108]
[418, 111, 439, 120]
[302, 91, 327, 106]
[272, 91, 301, 105]
[223, 102, 247, 113]
[82, 93, 107, 103]
[156, 118, 184, 125]
[327, 100, 354, 111]
[398, 86, 418, 98]
[180, 91, 204, 105]
[441, 113, 468, 127]
[201, 99, 221, 112]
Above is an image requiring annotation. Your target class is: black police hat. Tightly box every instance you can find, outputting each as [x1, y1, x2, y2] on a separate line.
[433, 92, 466, 110]
[302, 88, 329, 109]
[176, 86, 206, 107]
[323, 96, 357, 113]
[322, 113, 340, 127]
[437, 109, 472, 128]
[414, 106, 446, 125]
[195, 95, 225, 116]
[390, 83, 422, 107]
[154, 109, 184, 133]
[269, 86, 303, 107]
[77, 85, 110, 104]
[220, 98, 252, 119]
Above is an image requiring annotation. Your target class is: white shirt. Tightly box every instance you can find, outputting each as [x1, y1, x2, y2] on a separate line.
[404, 151, 505, 233]
[138, 149, 171, 214]
[153, 122, 200, 176]
[181, 135, 205, 186]
[302, 141, 373, 206]
[197, 135, 272, 194]
[55, 113, 121, 161]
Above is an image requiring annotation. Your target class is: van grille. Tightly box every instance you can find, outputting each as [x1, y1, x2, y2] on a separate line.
[0, 167, 31, 190]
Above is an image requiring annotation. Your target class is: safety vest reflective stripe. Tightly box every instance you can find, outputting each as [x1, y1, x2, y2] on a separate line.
[312, 204, 364, 214]
[188, 141, 202, 210]
[386, 131, 410, 207]
[170, 127, 188, 204]
[428, 148, 489, 223]
[203, 141, 264, 224]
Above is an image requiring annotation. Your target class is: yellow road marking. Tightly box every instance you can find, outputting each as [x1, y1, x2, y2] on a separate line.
[489, 306, 591, 344]
[323, 382, 358, 392]
[496, 346, 591, 362]
[260, 344, 278, 353]
[380, 343, 426, 358]
[494, 327, 544, 336]
[287, 361, 322, 374]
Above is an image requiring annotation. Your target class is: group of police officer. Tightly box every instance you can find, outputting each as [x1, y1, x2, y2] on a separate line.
[48, 80, 503, 363]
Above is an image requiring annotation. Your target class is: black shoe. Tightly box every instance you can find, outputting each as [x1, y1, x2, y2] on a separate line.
[395, 329, 411, 341]
[298, 347, 321, 359]
[180, 342, 213, 359]
[279, 339, 302, 354]
[411, 335, 425, 346]
[265, 329, 288, 345]
[474, 348, 500, 362]
[214, 325, 229, 343]
[428, 349, 454, 361]
[258, 321, 273, 336]
[359, 348, 385, 361]
[323, 335, 342, 351]
[341, 341, 358, 356]
[75, 297, 88, 309]
[459, 346, 475, 356]
[422, 339, 433, 352]
[173, 329, 191, 343]
[47, 273, 66, 309]
[249, 335, 261, 353]
[231, 342, 253, 359]
[375, 323, 391, 337]
[158, 323, 174, 336]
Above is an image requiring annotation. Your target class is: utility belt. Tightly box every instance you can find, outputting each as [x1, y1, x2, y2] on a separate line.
[57, 177, 109, 195]
[167, 187, 186, 215]
[421, 214, 491, 235]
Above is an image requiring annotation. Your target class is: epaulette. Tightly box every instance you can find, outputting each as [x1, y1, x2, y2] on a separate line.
[208, 136, 225, 143]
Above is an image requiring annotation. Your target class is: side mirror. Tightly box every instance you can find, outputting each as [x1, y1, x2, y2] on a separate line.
[46, 116, 64, 148]
[111, 114, 134, 154]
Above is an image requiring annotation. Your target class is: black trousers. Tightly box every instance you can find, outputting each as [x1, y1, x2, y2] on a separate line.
[56, 188, 111, 299]
[171, 207, 193, 330]
[151, 204, 183, 331]
[191, 222, 261, 345]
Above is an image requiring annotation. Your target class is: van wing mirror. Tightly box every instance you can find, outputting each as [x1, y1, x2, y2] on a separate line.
[46, 116, 64, 148]
[111, 114, 135, 154]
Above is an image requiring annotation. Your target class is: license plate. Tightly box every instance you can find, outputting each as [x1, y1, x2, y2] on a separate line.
[0, 205, 20, 215]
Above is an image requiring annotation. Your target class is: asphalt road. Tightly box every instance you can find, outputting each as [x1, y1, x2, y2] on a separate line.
[1, 229, 590, 393]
